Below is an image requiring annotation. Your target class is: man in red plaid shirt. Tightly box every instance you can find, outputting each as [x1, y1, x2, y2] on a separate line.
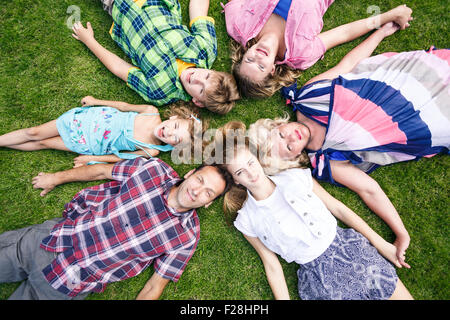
[0, 157, 232, 299]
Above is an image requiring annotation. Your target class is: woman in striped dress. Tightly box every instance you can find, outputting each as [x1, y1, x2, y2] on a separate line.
[248, 22, 450, 266]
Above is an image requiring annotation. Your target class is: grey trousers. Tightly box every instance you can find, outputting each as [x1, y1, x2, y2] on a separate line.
[0, 218, 88, 300]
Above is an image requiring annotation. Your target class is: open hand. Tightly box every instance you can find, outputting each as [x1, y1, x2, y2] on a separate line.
[32, 172, 57, 197]
[72, 21, 95, 43]
[73, 155, 96, 168]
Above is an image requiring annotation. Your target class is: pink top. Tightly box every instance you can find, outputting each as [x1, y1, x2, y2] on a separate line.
[224, 0, 334, 70]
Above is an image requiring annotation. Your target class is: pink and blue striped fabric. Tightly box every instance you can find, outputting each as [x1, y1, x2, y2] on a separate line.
[282, 48, 450, 185]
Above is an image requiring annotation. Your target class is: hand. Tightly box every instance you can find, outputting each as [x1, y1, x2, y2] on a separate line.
[73, 155, 96, 168]
[391, 4, 413, 30]
[81, 96, 97, 107]
[378, 21, 400, 38]
[72, 21, 95, 43]
[393, 233, 411, 269]
[32, 172, 57, 197]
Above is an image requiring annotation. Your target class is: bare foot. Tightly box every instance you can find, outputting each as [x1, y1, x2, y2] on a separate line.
[32, 172, 57, 197]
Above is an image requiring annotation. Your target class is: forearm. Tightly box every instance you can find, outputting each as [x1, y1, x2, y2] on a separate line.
[82, 38, 133, 81]
[336, 28, 386, 70]
[189, 0, 210, 21]
[88, 98, 151, 112]
[265, 266, 290, 300]
[358, 188, 409, 238]
[52, 164, 114, 186]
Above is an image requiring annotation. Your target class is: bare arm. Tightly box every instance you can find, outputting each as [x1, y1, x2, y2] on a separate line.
[73, 150, 160, 167]
[311, 178, 407, 268]
[244, 235, 290, 300]
[31, 163, 115, 196]
[80, 96, 159, 113]
[318, 5, 412, 51]
[328, 161, 410, 267]
[136, 272, 170, 300]
[306, 22, 399, 85]
[72, 21, 134, 82]
[189, 0, 210, 22]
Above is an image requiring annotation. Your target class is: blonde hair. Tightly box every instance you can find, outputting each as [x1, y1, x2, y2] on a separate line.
[165, 103, 210, 158]
[230, 39, 302, 99]
[247, 114, 310, 175]
[204, 71, 241, 115]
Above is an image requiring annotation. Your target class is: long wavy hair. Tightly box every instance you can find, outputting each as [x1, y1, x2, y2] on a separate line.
[230, 38, 302, 98]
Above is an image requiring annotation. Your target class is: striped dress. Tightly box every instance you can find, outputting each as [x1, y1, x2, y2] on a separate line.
[281, 48, 450, 185]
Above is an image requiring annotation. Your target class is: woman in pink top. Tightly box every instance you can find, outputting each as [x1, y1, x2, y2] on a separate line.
[224, 0, 413, 98]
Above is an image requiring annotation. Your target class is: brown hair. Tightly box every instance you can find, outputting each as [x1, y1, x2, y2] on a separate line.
[206, 121, 256, 221]
[204, 71, 240, 115]
[230, 39, 302, 99]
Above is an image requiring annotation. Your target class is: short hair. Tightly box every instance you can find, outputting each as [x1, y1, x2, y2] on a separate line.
[193, 163, 234, 199]
[247, 114, 310, 175]
[204, 71, 240, 115]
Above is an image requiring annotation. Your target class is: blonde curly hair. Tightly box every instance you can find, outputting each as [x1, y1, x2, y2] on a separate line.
[247, 113, 310, 175]
[230, 39, 302, 99]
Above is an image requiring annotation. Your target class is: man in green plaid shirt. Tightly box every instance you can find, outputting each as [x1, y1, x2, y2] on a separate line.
[72, 0, 239, 114]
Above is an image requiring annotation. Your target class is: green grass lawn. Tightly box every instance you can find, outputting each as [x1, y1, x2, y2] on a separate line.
[0, 0, 449, 300]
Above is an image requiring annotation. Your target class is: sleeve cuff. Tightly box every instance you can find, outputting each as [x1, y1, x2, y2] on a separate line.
[189, 16, 215, 28]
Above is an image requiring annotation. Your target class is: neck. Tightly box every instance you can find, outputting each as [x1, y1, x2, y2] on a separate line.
[248, 175, 276, 201]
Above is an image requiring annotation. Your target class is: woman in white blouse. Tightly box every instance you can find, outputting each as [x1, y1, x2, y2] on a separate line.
[215, 121, 413, 300]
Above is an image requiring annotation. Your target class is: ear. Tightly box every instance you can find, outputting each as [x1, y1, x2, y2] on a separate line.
[270, 64, 276, 76]
[183, 169, 196, 179]
[192, 98, 205, 108]
[169, 115, 178, 120]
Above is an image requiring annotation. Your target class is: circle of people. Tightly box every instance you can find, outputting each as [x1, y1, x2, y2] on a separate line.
[1, 0, 448, 300]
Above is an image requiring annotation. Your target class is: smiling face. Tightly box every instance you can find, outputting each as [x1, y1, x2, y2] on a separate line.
[239, 40, 277, 83]
[180, 67, 215, 107]
[226, 147, 266, 190]
[174, 166, 227, 210]
[270, 122, 311, 160]
[153, 116, 191, 146]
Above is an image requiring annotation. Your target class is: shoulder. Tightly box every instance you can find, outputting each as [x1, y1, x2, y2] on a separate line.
[271, 168, 313, 190]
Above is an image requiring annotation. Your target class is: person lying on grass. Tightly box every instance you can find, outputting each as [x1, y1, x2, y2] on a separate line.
[213, 121, 413, 300]
[224, 0, 412, 98]
[247, 22, 450, 267]
[0, 158, 233, 299]
[72, 0, 239, 114]
[0, 96, 208, 167]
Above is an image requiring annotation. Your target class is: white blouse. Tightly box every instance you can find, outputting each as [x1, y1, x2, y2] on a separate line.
[234, 168, 337, 264]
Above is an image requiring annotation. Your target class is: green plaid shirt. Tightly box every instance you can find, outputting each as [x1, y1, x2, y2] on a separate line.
[110, 0, 217, 106]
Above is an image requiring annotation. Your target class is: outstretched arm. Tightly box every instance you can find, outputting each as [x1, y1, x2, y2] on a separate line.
[244, 235, 290, 300]
[318, 4, 412, 51]
[80, 96, 159, 113]
[32, 163, 115, 196]
[73, 150, 160, 168]
[136, 272, 170, 300]
[72, 21, 134, 82]
[328, 161, 411, 268]
[311, 178, 408, 269]
[189, 0, 210, 22]
[305, 22, 399, 85]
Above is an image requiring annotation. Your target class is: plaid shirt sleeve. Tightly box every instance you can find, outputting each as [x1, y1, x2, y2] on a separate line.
[153, 240, 199, 282]
[111, 157, 148, 181]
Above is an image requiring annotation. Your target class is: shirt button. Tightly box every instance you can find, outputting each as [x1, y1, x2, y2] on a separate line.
[309, 222, 314, 226]
[290, 200, 295, 204]
[263, 236, 267, 240]
[318, 231, 322, 236]
[303, 212, 308, 216]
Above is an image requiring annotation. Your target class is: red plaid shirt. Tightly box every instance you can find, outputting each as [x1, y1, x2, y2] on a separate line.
[40, 158, 200, 297]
